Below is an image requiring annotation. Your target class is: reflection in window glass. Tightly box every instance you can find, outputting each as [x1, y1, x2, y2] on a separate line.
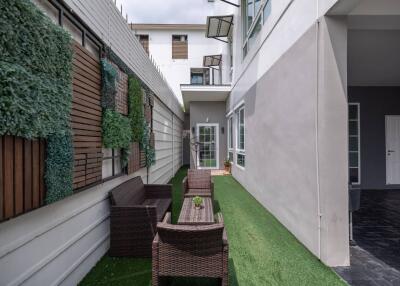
[191, 73, 203, 85]
[255, 0, 261, 15]
[236, 106, 245, 168]
[248, 17, 262, 48]
[263, 0, 272, 24]
[237, 153, 245, 167]
[348, 103, 360, 184]
[246, 0, 254, 32]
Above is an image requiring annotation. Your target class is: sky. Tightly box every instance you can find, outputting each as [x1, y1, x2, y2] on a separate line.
[115, 0, 214, 24]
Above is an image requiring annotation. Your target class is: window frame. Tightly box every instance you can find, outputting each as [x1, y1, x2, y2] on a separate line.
[242, 0, 271, 59]
[102, 148, 125, 181]
[137, 34, 149, 54]
[348, 103, 361, 185]
[236, 106, 245, 168]
[228, 116, 234, 162]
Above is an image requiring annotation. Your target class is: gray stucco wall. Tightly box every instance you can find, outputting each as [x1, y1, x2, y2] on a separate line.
[349, 86, 400, 190]
[226, 17, 349, 266]
[189, 102, 227, 169]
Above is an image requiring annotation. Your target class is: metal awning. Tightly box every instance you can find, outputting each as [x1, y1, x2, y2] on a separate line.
[206, 15, 233, 43]
[203, 55, 222, 67]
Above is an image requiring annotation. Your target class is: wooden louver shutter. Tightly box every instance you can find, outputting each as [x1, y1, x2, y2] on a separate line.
[71, 42, 102, 190]
[172, 35, 188, 59]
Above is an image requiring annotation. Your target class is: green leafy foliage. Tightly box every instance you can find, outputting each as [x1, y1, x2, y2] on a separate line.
[101, 59, 118, 109]
[0, 61, 72, 138]
[141, 120, 155, 167]
[0, 0, 73, 204]
[128, 77, 144, 142]
[45, 134, 74, 204]
[0, 0, 72, 138]
[102, 109, 132, 149]
[192, 196, 203, 207]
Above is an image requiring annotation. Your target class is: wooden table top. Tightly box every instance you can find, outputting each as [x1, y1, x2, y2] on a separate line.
[178, 197, 214, 225]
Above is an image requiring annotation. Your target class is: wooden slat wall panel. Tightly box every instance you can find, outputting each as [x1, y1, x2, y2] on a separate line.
[111, 62, 128, 115]
[0, 137, 2, 221]
[0, 136, 46, 222]
[72, 42, 102, 190]
[128, 142, 140, 174]
[14, 138, 23, 215]
[172, 41, 188, 59]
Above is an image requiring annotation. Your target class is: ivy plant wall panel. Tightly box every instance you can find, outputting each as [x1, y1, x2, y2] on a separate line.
[71, 42, 103, 190]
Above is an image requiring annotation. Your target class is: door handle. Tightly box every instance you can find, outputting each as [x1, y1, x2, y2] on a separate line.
[388, 150, 395, 153]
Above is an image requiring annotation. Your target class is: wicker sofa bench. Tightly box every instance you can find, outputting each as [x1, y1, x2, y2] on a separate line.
[109, 176, 172, 257]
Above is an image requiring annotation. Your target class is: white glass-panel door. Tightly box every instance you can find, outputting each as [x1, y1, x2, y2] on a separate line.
[197, 124, 219, 169]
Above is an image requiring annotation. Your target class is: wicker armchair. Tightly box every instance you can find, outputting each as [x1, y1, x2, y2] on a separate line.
[152, 212, 228, 286]
[109, 176, 172, 257]
[182, 169, 214, 200]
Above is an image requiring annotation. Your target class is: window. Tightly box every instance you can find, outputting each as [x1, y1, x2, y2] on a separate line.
[228, 116, 234, 162]
[190, 68, 210, 85]
[242, 0, 272, 58]
[172, 35, 188, 59]
[236, 106, 245, 168]
[102, 148, 124, 180]
[349, 103, 360, 184]
[137, 34, 149, 55]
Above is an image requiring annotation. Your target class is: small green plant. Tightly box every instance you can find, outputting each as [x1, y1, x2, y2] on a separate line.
[224, 158, 231, 167]
[192, 196, 203, 208]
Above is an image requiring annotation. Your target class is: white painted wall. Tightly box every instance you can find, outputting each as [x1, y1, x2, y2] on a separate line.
[132, 28, 227, 104]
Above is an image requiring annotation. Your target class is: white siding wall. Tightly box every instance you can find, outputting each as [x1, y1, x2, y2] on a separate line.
[149, 98, 183, 184]
[0, 171, 147, 286]
[173, 115, 183, 175]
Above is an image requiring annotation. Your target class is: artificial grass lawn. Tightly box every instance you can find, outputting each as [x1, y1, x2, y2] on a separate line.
[79, 167, 346, 286]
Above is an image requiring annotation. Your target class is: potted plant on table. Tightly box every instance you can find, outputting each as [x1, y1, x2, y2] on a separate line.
[192, 196, 203, 210]
[224, 158, 231, 173]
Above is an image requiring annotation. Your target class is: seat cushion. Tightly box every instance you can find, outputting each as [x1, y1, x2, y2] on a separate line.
[143, 198, 172, 221]
[187, 169, 211, 189]
[185, 188, 212, 197]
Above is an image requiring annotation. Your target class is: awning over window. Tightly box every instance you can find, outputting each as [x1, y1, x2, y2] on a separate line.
[206, 15, 233, 43]
[203, 55, 222, 67]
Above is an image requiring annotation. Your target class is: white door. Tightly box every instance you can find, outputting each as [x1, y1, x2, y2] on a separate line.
[197, 124, 219, 169]
[386, 116, 400, 184]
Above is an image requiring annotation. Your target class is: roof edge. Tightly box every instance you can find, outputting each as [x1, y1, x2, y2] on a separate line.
[129, 23, 207, 31]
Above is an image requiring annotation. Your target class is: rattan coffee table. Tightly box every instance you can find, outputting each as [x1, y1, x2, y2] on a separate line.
[178, 197, 214, 225]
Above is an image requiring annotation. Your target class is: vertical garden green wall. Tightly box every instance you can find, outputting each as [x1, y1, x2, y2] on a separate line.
[0, 0, 73, 204]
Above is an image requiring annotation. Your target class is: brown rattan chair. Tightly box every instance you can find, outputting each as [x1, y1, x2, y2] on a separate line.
[109, 176, 172, 257]
[182, 169, 214, 200]
[152, 212, 228, 286]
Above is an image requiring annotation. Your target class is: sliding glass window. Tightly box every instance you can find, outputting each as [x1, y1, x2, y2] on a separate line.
[242, 0, 272, 59]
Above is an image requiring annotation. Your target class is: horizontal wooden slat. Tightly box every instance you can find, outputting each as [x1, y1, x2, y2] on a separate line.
[72, 42, 103, 191]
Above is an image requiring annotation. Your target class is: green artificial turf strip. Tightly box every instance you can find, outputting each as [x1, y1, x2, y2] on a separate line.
[80, 167, 346, 286]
